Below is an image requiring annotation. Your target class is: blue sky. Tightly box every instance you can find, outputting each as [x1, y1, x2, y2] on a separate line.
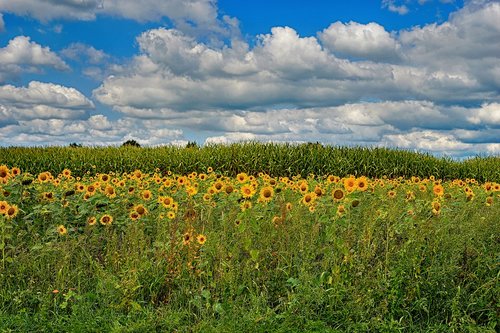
[0, 0, 499, 157]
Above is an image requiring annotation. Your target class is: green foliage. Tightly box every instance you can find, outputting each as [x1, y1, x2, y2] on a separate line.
[0, 142, 499, 181]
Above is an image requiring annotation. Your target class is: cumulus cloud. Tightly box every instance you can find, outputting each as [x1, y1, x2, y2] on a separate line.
[0, 0, 238, 38]
[61, 43, 109, 64]
[0, 13, 4, 32]
[0, 81, 94, 131]
[318, 21, 401, 62]
[0, 115, 185, 147]
[0, 36, 69, 81]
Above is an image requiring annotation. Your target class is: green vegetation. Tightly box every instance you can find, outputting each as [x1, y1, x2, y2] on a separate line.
[0, 163, 498, 332]
[0, 142, 499, 182]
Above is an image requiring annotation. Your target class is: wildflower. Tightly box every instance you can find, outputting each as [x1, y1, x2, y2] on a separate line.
[57, 225, 67, 235]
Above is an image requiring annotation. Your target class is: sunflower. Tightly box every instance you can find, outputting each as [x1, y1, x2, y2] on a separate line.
[104, 185, 116, 198]
[159, 196, 174, 208]
[486, 196, 493, 206]
[387, 190, 397, 199]
[142, 190, 152, 200]
[57, 225, 67, 235]
[10, 167, 21, 177]
[433, 184, 444, 197]
[196, 234, 207, 245]
[202, 193, 212, 202]
[301, 192, 316, 206]
[207, 167, 213, 173]
[240, 200, 252, 211]
[240, 184, 255, 199]
[133, 169, 142, 179]
[314, 186, 324, 197]
[134, 204, 148, 216]
[213, 181, 224, 192]
[0, 165, 10, 183]
[0, 201, 9, 215]
[99, 173, 110, 182]
[236, 172, 248, 183]
[285, 202, 293, 211]
[259, 186, 274, 203]
[344, 176, 357, 193]
[100, 214, 113, 226]
[337, 205, 345, 215]
[298, 181, 309, 193]
[87, 216, 97, 226]
[332, 188, 345, 201]
[75, 183, 86, 192]
[183, 232, 191, 245]
[129, 211, 140, 220]
[198, 173, 207, 181]
[5, 204, 18, 219]
[224, 185, 234, 194]
[356, 177, 368, 192]
[37, 172, 50, 182]
[186, 186, 198, 196]
[167, 211, 176, 219]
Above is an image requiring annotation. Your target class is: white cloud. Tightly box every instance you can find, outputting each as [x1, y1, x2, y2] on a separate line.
[0, 0, 238, 38]
[61, 43, 109, 64]
[0, 36, 69, 81]
[382, 0, 409, 15]
[318, 21, 401, 62]
[0, 13, 4, 32]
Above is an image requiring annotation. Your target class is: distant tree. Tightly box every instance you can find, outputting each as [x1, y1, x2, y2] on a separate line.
[69, 142, 83, 148]
[186, 141, 199, 149]
[122, 140, 141, 147]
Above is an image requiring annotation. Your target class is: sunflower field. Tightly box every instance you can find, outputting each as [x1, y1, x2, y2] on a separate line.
[0, 154, 499, 331]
